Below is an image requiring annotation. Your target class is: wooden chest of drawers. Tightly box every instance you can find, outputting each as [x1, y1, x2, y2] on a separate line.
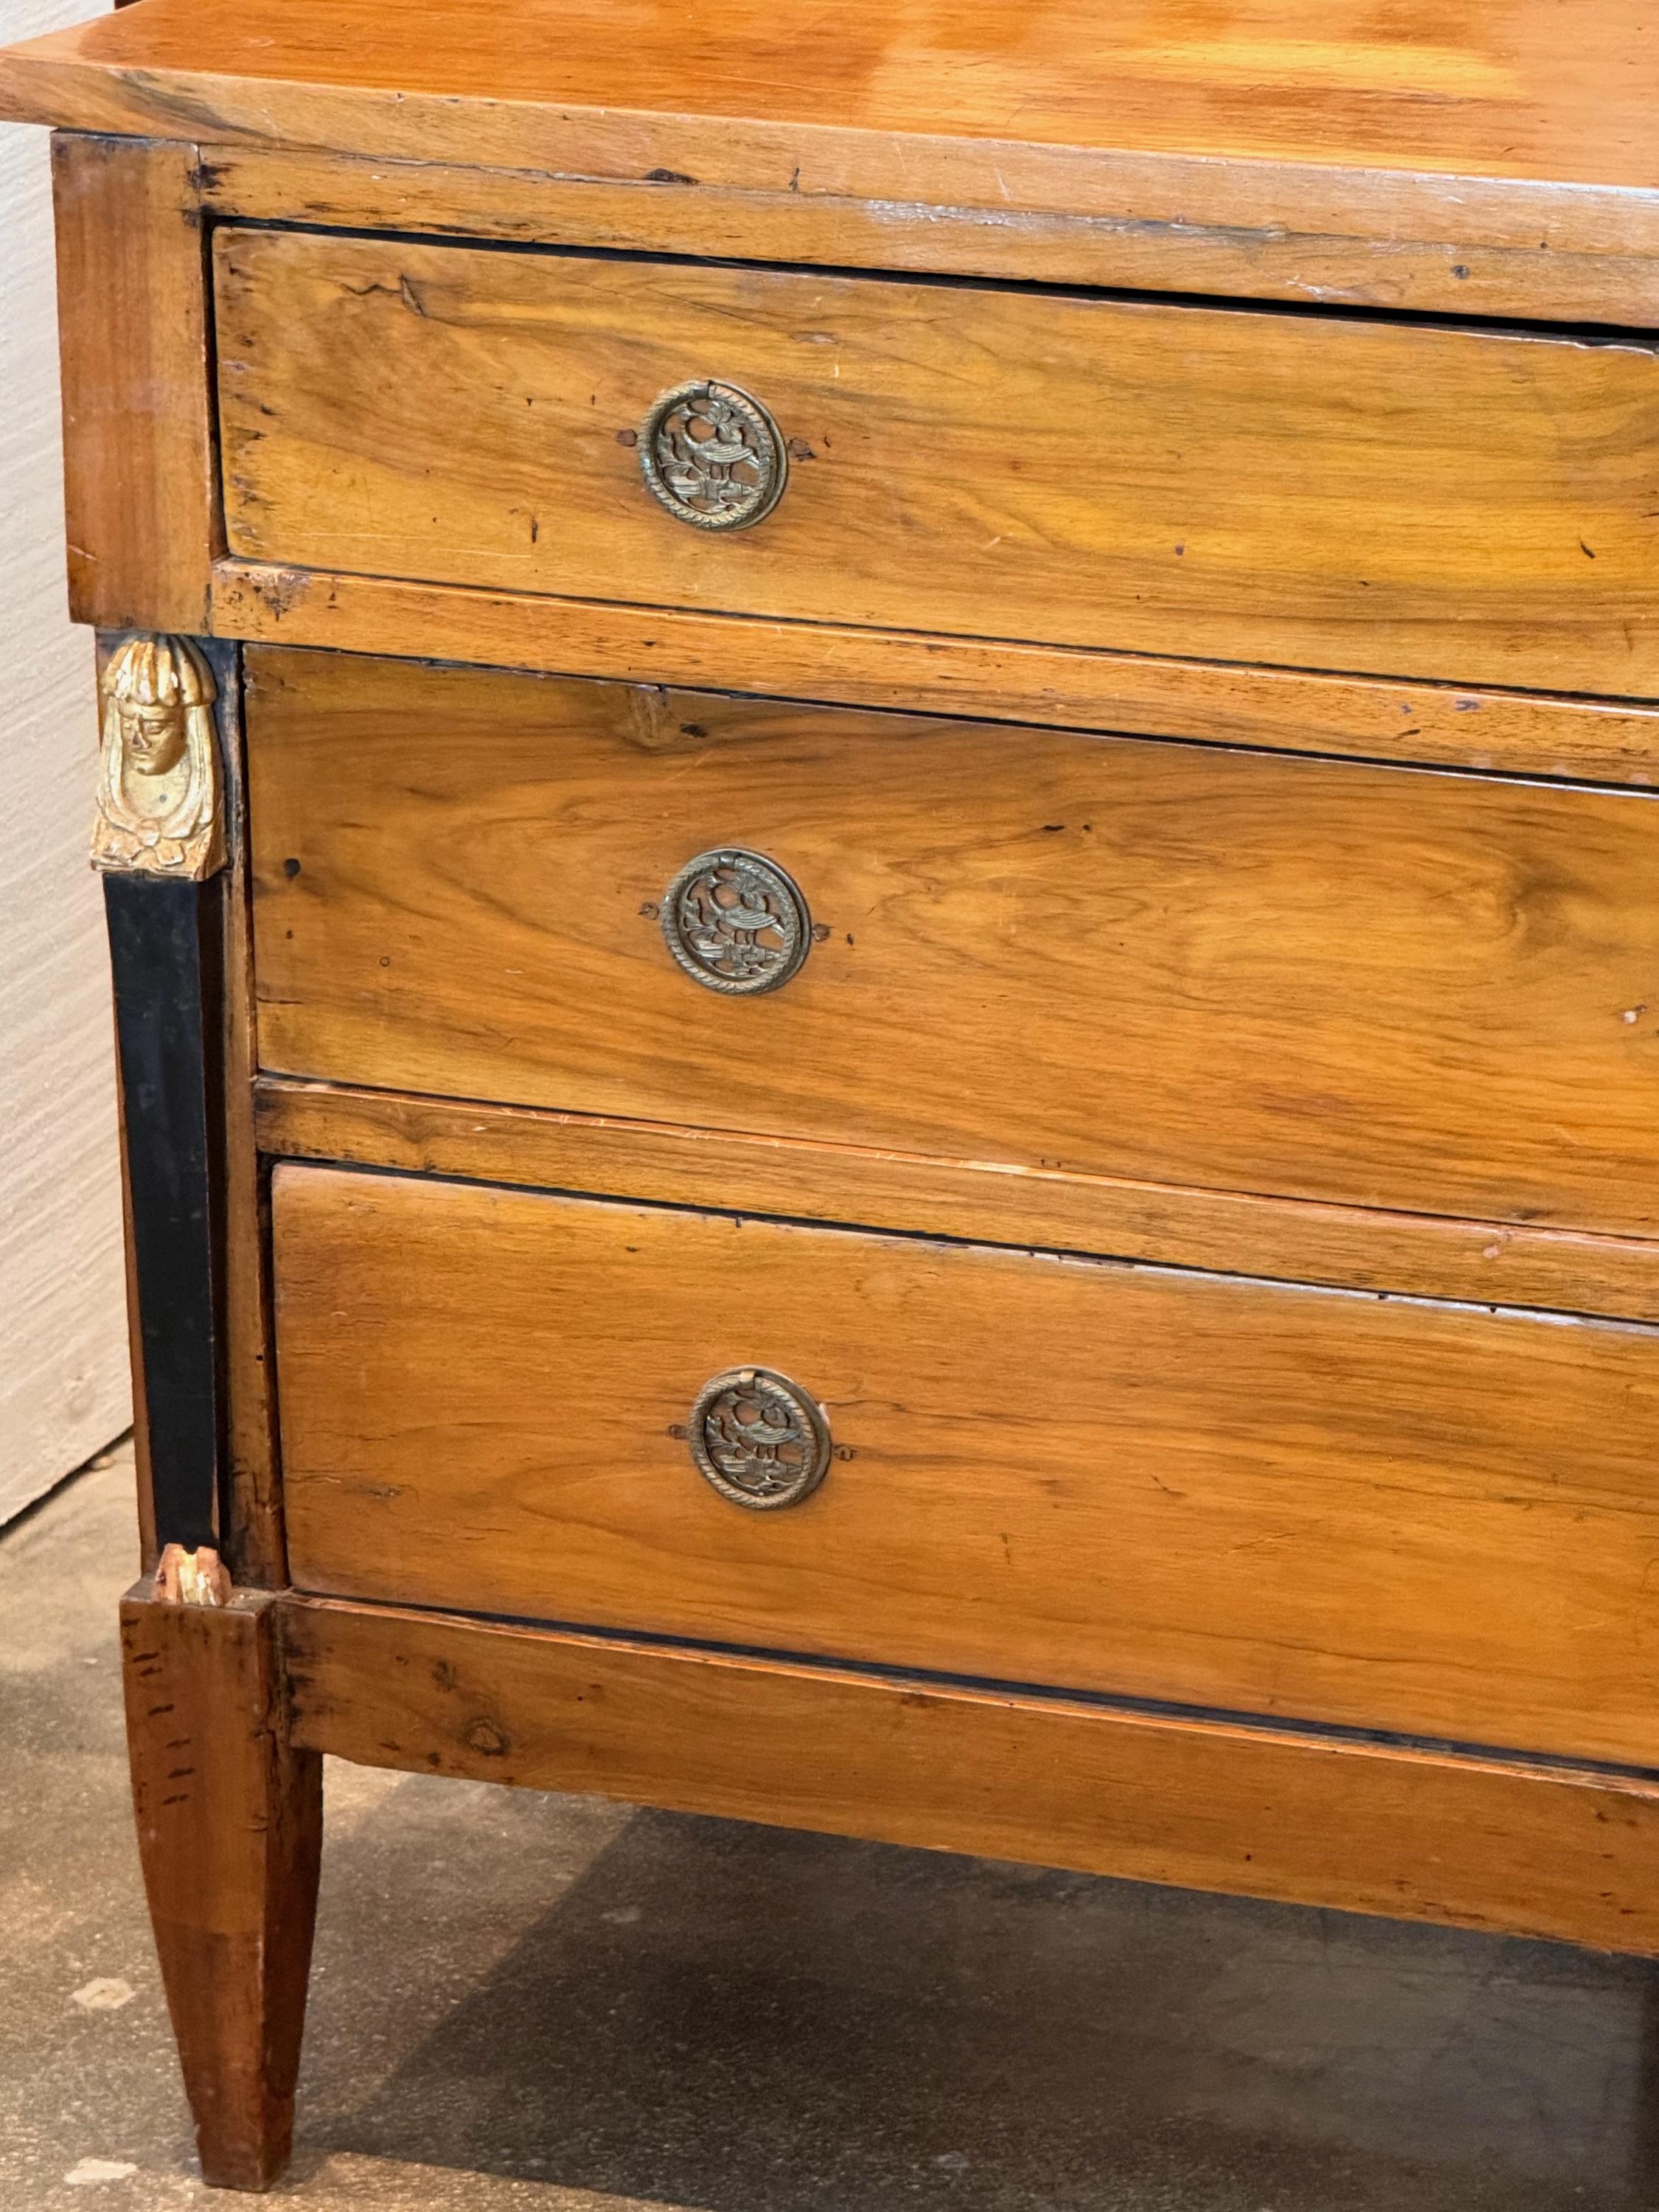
[9, 0, 1659, 2188]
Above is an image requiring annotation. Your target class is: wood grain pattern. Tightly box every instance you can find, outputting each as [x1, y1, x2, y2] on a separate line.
[271, 1164, 1659, 1768]
[247, 650, 1659, 1237]
[13, 0, 1659, 189]
[215, 227, 1659, 696]
[253, 1077, 1659, 1329]
[280, 1592, 1659, 1957]
[195, 142, 1659, 327]
[121, 1582, 321, 2191]
[214, 561, 1659, 789]
[209, 641, 286, 1588]
[50, 134, 215, 634]
[11, 0, 1659, 324]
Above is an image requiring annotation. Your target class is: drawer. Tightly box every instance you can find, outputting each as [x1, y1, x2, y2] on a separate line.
[215, 228, 1659, 698]
[272, 1163, 1659, 1767]
[250, 648, 1659, 1238]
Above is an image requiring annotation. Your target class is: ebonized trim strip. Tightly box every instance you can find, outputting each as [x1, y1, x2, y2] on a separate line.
[105, 873, 224, 1551]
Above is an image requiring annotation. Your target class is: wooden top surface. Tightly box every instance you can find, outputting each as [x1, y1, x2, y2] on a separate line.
[5, 0, 1659, 243]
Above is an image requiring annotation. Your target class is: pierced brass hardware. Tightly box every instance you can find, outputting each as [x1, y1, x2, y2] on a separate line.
[91, 634, 225, 880]
[639, 379, 787, 530]
[661, 846, 810, 995]
[687, 1368, 832, 1510]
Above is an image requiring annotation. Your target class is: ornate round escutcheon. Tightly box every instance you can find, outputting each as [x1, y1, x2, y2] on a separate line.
[639, 380, 788, 530]
[687, 1367, 832, 1510]
[661, 847, 811, 995]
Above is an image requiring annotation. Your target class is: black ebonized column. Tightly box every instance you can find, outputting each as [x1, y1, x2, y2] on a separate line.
[104, 873, 224, 1554]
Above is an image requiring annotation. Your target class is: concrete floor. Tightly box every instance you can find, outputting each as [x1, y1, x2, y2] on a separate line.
[7, 1452, 1659, 2211]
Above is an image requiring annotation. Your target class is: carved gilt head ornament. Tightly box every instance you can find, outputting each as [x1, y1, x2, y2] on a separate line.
[91, 634, 225, 880]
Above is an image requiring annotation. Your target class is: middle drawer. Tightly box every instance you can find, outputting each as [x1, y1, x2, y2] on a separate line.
[249, 647, 1659, 1236]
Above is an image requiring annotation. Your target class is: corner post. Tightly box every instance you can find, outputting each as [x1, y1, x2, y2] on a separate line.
[96, 630, 231, 1598]
[99, 633, 321, 2188]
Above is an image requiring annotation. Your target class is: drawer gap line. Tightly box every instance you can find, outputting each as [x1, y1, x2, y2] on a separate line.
[279, 1590, 1659, 1791]
[205, 211, 1659, 352]
[254, 1124, 1659, 1332]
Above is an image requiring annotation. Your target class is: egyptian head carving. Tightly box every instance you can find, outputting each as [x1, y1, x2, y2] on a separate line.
[91, 635, 225, 880]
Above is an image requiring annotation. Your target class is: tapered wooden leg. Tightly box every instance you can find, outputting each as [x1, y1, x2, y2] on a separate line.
[101, 638, 315, 2187]
[121, 1582, 322, 2191]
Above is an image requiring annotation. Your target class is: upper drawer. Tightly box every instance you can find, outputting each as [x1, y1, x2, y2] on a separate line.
[215, 228, 1659, 698]
[248, 648, 1659, 1239]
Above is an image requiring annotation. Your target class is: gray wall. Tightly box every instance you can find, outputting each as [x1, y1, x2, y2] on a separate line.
[0, 0, 131, 1521]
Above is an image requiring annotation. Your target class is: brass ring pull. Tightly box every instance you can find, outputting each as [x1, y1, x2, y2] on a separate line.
[687, 1367, 832, 1510]
[639, 380, 787, 530]
[661, 846, 810, 995]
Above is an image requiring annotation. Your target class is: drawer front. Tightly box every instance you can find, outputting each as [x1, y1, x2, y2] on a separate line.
[251, 649, 1659, 1237]
[272, 1164, 1659, 1766]
[216, 229, 1659, 697]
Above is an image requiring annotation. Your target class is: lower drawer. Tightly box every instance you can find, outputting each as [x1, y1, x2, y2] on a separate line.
[271, 1163, 1659, 1767]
